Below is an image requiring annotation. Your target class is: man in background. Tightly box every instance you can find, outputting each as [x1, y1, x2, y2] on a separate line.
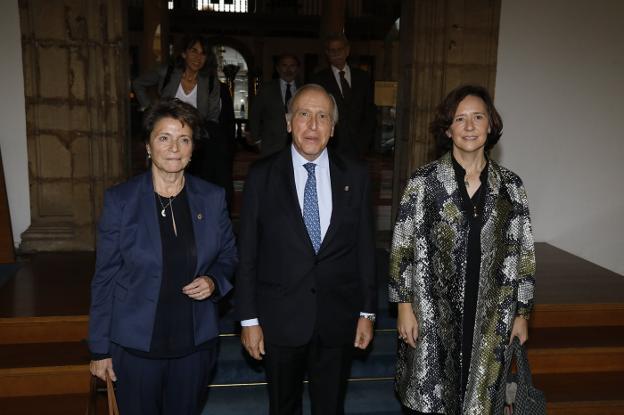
[312, 33, 376, 157]
[249, 54, 300, 157]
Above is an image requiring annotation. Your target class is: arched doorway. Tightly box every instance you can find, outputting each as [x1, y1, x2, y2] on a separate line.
[215, 45, 249, 119]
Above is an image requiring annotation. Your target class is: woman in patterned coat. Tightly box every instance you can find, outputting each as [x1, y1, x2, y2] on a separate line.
[389, 85, 536, 414]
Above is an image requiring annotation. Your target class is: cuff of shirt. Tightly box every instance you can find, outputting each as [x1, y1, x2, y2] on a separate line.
[240, 318, 259, 327]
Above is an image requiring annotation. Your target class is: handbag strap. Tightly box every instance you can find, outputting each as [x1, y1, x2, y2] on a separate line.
[106, 373, 120, 415]
[511, 337, 534, 386]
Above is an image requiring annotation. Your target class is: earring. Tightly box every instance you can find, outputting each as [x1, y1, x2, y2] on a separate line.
[147, 153, 151, 159]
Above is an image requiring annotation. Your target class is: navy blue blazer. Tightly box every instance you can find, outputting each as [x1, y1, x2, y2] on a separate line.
[88, 172, 237, 354]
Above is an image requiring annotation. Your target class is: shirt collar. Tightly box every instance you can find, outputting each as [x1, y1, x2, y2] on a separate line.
[331, 64, 350, 77]
[291, 145, 329, 169]
[280, 78, 294, 88]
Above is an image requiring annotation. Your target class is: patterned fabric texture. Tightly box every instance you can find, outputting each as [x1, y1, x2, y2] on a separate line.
[389, 152, 536, 414]
[303, 162, 321, 253]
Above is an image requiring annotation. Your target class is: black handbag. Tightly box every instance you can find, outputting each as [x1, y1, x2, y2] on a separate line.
[493, 337, 546, 414]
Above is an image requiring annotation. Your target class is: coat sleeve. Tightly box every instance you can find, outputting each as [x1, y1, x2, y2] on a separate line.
[88, 189, 123, 355]
[234, 166, 261, 321]
[132, 65, 165, 110]
[389, 176, 428, 303]
[514, 182, 536, 318]
[205, 188, 237, 302]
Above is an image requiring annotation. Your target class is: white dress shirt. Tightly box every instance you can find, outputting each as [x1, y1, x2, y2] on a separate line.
[330, 64, 351, 95]
[279, 79, 297, 108]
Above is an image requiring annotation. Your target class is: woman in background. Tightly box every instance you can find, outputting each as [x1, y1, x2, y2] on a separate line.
[89, 98, 237, 414]
[389, 85, 536, 414]
[133, 35, 235, 209]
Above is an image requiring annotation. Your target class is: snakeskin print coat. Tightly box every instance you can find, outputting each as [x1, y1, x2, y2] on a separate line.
[389, 152, 536, 414]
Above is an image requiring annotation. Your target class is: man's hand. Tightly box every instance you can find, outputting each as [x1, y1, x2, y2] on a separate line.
[241, 325, 265, 360]
[183, 276, 215, 300]
[90, 358, 116, 382]
[397, 303, 419, 349]
[354, 317, 374, 349]
[510, 316, 529, 345]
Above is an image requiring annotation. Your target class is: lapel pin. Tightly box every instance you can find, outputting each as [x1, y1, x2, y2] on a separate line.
[197, 213, 203, 220]
[344, 185, 350, 192]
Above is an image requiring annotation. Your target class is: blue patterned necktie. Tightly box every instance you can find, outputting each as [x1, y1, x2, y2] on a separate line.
[303, 163, 321, 253]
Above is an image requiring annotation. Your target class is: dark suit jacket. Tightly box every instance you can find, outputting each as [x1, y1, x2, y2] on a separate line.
[235, 148, 377, 347]
[88, 172, 237, 354]
[312, 67, 376, 156]
[249, 79, 291, 157]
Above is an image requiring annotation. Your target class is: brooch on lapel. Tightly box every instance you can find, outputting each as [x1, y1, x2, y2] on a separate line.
[344, 185, 350, 192]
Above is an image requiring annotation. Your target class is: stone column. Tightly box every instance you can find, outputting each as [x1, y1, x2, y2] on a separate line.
[393, 0, 500, 215]
[19, 0, 129, 251]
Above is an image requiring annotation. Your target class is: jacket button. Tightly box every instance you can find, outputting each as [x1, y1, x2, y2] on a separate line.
[310, 288, 316, 294]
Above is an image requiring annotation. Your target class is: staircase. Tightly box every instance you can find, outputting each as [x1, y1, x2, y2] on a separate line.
[0, 248, 623, 414]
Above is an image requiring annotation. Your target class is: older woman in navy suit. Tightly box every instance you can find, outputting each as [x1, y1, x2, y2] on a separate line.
[88, 98, 237, 414]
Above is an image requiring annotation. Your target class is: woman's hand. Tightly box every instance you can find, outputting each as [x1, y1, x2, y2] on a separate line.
[397, 303, 419, 349]
[510, 316, 529, 345]
[90, 358, 116, 382]
[183, 276, 216, 300]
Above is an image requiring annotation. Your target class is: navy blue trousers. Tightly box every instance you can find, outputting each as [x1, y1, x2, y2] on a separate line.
[111, 343, 217, 415]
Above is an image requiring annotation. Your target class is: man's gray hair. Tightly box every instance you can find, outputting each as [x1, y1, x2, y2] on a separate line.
[286, 83, 339, 125]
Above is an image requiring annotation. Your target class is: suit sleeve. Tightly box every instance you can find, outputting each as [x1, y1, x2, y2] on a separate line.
[205, 188, 237, 302]
[234, 167, 261, 320]
[358, 166, 378, 313]
[88, 189, 123, 355]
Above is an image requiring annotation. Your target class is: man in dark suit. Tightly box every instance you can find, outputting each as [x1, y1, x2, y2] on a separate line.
[236, 84, 377, 415]
[249, 54, 300, 157]
[312, 33, 376, 157]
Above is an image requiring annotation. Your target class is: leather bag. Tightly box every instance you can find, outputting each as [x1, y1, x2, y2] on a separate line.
[493, 337, 546, 414]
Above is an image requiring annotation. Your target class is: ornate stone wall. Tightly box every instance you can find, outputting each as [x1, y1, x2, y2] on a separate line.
[19, 0, 128, 251]
[393, 0, 501, 213]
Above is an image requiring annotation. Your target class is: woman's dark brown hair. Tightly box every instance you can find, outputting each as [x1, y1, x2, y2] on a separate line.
[175, 34, 217, 77]
[430, 84, 503, 154]
[143, 98, 201, 144]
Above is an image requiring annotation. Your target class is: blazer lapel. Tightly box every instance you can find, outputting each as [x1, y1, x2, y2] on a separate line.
[162, 69, 182, 99]
[318, 151, 348, 254]
[140, 172, 163, 266]
[275, 149, 315, 252]
[185, 175, 210, 276]
[482, 161, 502, 228]
[435, 153, 465, 226]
